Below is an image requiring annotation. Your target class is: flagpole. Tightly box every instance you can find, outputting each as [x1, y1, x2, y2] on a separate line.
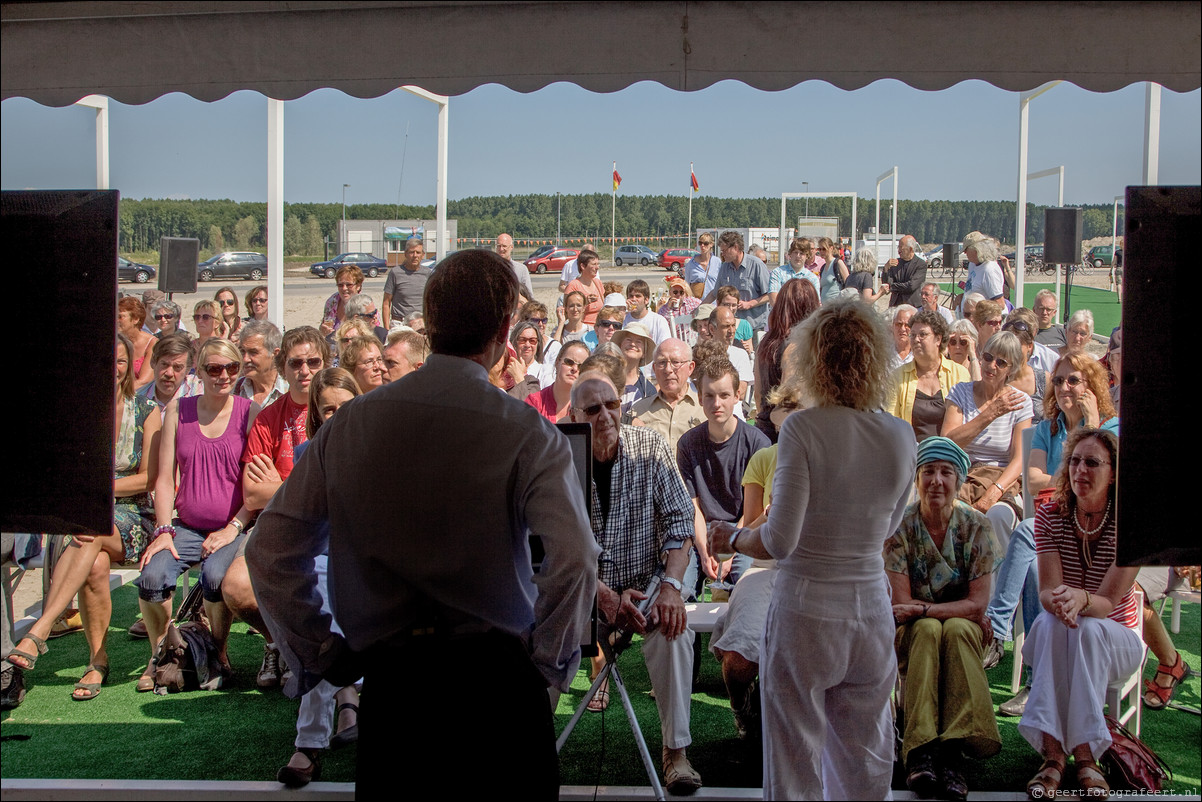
[687, 162, 694, 248]
[611, 160, 617, 260]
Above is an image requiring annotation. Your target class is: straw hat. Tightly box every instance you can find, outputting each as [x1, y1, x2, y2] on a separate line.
[611, 322, 655, 366]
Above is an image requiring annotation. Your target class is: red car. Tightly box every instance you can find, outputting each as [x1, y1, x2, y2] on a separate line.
[525, 247, 579, 275]
[658, 248, 699, 272]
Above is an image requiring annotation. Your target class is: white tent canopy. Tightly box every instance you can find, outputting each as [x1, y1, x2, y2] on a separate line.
[3, 1, 1199, 106]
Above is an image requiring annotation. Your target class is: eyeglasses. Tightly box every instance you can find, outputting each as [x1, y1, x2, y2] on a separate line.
[516, 336, 539, 345]
[287, 357, 323, 371]
[984, 318, 1003, 327]
[980, 352, 1010, 370]
[154, 313, 177, 321]
[652, 359, 690, 371]
[218, 299, 237, 307]
[203, 362, 240, 378]
[359, 357, 384, 369]
[337, 282, 359, 289]
[595, 320, 619, 329]
[1068, 456, 1109, 470]
[581, 399, 621, 416]
[194, 313, 214, 322]
[528, 317, 548, 325]
[1052, 375, 1085, 388]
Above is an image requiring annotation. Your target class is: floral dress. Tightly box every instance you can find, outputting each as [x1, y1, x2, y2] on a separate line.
[111, 394, 161, 563]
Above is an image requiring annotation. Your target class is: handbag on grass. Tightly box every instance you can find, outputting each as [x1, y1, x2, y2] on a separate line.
[1101, 714, 1171, 791]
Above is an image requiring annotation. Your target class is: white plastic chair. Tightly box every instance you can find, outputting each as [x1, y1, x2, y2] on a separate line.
[1106, 589, 1147, 737]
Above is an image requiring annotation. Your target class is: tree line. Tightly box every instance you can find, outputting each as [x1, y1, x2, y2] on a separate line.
[118, 195, 1125, 254]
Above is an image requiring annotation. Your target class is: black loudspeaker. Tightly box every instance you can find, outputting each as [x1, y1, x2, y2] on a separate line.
[1, 190, 117, 535]
[1117, 185, 1200, 566]
[159, 236, 200, 293]
[1044, 207, 1083, 264]
[943, 243, 957, 271]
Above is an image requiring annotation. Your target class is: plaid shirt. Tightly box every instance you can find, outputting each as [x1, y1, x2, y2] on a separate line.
[590, 425, 694, 593]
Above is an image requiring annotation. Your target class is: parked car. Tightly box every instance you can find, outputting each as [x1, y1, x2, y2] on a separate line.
[524, 244, 556, 261]
[524, 248, 579, 275]
[923, 245, 967, 274]
[1002, 244, 1046, 273]
[658, 248, 699, 272]
[118, 256, 156, 284]
[197, 251, 268, 281]
[310, 252, 387, 279]
[1087, 244, 1121, 268]
[614, 244, 659, 266]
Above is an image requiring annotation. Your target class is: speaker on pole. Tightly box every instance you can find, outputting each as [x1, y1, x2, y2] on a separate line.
[1044, 207, 1083, 265]
[158, 236, 199, 294]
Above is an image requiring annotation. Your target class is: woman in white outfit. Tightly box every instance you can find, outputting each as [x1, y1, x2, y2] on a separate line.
[710, 299, 916, 800]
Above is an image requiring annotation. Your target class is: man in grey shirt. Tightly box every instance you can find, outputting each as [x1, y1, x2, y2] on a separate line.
[250, 251, 599, 797]
[496, 232, 535, 306]
[381, 237, 431, 330]
[704, 230, 771, 333]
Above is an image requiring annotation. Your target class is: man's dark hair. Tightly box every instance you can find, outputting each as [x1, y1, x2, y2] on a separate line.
[425, 250, 518, 357]
[717, 230, 744, 252]
[276, 325, 331, 372]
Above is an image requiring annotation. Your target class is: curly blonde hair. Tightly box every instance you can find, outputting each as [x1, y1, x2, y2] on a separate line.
[778, 298, 892, 410]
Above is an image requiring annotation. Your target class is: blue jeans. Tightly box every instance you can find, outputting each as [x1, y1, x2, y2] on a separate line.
[985, 517, 1040, 642]
[136, 521, 245, 603]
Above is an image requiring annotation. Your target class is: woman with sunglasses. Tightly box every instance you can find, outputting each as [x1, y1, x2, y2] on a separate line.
[1001, 318, 1048, 424]
[980, 352, 1119, 703]
[942, 331, 1033, 523]
[215, 286, 244, 341]
[582, 306, 624, 352]
[525, 340, 589, 423]
[244, 285, 270, 323]
[1021, 429, 1139, 800]
[134, 337, 256, 690]
[191, 298, 229, 362]
[658, 276, 701, 340]
[946, 319, 981, 381]
[510, 321, 552, 388]
[5, 333, 163, 699]
[319, 266, 377, 337]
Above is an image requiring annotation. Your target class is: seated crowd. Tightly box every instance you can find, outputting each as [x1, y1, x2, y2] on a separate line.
[3, 231, 1191, 801]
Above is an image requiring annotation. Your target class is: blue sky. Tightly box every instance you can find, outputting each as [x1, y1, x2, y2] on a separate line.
[3, 79, 1199, 206]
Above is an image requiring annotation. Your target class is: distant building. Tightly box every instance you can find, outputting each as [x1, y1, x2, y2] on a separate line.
[338, 218, 459, 263]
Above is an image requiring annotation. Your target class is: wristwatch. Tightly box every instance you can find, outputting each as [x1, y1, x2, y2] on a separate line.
[661, 576, 684, 593]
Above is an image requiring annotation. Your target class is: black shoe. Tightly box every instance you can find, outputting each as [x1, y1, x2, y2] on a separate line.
[941, 763, 969, 801]
[276, 748, 322, 787]
[1, 666, 27, 711]
[906, 748, 940, 798]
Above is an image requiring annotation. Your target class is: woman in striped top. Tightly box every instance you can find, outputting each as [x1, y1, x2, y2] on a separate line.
[1020, 429, 1141, 800]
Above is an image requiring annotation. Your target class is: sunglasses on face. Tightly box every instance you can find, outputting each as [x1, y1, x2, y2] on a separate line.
[561, 357, 581, 368]
[252, 297, 268, 304]
[1003, 320, 1031, 334]
[194, 313, 214, 322]
[203, 362, 240, 378]
[528, 317, 548, 325]
[1052, 375, 1085, 388]
[154, 313, 177, 321]
[581, 399, 621, 416]
[595, 320, 619, 329]
[981, 352, 1010, 370]
[948, 337, 970, 347]
[354, 312, 376, 321]
[287, 357, 323, 371]
[218, 299, 237, 307]
[1068, 456, 1109, 470]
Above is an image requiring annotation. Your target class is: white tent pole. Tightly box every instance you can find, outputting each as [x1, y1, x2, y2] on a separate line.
[402, 86, 450, 259]
[267, 98, 284, 327]
[1143, 83, 1161, 185]
[75, 95, 109, 189]
[1016, 81, 1061, 311]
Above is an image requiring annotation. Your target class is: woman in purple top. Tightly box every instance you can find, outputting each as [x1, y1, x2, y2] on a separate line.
[135, 338, 257, 691]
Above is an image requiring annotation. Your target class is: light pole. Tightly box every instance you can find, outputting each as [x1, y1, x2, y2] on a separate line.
[341, 184, 350, 254]
[802, 181, 809, 220]
[557, 192, 561, 247]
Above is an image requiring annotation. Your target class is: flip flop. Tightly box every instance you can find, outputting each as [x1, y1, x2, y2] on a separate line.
[72, 663, 110, 701]
[5, 633, 48, 671]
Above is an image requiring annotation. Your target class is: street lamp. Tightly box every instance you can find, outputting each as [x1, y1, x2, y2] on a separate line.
[342, 183, 350, 223]
[802, 181, 809, 220]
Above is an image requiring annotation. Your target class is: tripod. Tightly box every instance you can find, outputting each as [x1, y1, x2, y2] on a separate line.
[556, 574, 667, 801]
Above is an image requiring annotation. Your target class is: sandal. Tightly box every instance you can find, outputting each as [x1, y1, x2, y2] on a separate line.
[1027, 757, 1066, 800]
[329, 701, 359, 749]
[72, 663, 110, 701]
[5, 633, 48, 671]
[1077, 761, 1110, 799]
[587, 689, 610, 712]
[1144, 652, 1189, 711]
[136, 663, 156, 693]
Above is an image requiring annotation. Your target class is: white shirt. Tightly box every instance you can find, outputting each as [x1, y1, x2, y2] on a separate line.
[249, 354, 600, 692]
[624, 310, 672, 346]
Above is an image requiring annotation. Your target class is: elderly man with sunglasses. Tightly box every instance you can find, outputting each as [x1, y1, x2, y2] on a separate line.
[571, 374, 703, 794]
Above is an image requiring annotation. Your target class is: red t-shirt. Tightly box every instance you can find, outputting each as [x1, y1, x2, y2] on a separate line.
[242, 393, 308, 480]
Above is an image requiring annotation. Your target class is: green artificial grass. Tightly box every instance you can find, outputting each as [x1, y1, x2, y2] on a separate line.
[937, 280, 1123, 341]
[4, 581, 1198, 793]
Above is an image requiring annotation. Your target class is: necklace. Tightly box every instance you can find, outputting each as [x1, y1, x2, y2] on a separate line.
[1075, 498, 1111, 570]
[1074, 497, 1111, 536]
